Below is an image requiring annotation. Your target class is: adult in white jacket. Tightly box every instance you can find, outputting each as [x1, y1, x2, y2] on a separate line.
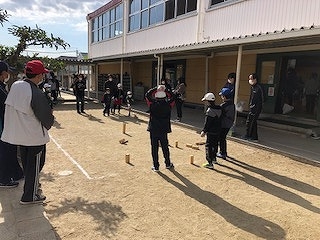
[1, 60, 54, 205]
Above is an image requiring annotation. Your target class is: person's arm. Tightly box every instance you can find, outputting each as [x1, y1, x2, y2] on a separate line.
[145, 87, 157, 103]
[30, 85, 54, 130]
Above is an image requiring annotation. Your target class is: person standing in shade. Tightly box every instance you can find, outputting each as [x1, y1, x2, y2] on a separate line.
[173, 77, 186, 122]
[72, 74, 86, 114]
[217, 88, 235, 160]
[304, 72, 319, 114]
[145, 85, 174, 172]
[0, 61, 24, 188]
[222, 72, 236, 101]
[1, 60, 54, 204]
[200, 92, 222, 169]
[244, 73, 264, 141]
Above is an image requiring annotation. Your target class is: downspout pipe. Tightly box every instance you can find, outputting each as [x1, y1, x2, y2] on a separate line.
[205, 51, 214, 93]
[154, 54, 161, 86]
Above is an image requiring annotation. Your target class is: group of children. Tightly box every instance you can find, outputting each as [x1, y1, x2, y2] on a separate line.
[101, 84, 134, 116]
[201, 72, 236, 169]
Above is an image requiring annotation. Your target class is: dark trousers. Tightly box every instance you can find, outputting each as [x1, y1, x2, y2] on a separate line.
[246, 112, 260, 140]
[20, 145, 45, 201]
[103, 104, 111, 116]
[306, 94, 316, 114]
[150, 132, 171, 169]
[76, 94, 85, 112]
[205, 134, 219, 163]
[175, 99, 184, 119]
[219, 128, 230, 155]
[0, 140, 23, 183]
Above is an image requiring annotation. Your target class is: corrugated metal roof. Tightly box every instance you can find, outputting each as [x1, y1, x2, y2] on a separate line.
[91, 24, 320, 62]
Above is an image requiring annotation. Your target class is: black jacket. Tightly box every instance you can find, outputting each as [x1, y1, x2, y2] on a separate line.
[249, 83, 264, 114]
[147, 99, 172, 135]
[220, 100, 235, 129]
[202, 104, 222, 135]
[0, 82, 7, 131]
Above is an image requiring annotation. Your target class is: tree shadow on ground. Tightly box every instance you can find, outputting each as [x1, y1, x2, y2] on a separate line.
[45, 197, 127, 238]
[226, 156, 320, 196]
[158, 170, 286, 240]
[215, 160, 320, 213]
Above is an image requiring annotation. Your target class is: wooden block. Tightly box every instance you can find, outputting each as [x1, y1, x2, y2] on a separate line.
[186, 144, 192, 148]
[125, 154, 130, 163]
[122, 122, 126, 134]
[192, 145, 199, 150]
[190, 155, 194, 164]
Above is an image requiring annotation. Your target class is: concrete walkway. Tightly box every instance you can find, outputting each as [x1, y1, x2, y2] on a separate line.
[1, 91, 319, 240]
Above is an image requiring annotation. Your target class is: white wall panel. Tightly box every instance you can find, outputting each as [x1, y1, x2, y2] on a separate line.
[125, 16, 198, 53]
[89, 37, 123, 59]
[203, 0, 320, 40]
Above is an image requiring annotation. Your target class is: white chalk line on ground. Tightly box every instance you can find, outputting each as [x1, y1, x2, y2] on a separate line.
[49, 135, 93, 180]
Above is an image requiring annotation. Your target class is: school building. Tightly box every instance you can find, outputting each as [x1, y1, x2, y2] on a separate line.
[85, 0, 320, 123]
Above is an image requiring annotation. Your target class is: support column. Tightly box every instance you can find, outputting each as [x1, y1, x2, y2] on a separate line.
[231, 45, 243, 136]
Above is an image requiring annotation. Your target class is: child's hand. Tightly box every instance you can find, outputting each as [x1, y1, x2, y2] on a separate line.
[200, 131, 206, 137]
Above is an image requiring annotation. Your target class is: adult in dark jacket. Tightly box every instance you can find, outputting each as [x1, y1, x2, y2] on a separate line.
[217, 88, 235, 160]
[200, 92, 222, 169]
[146, 85, 174, 172]
[245, 73, 264, 141]
[72, 74, 86, 114]
[0, 61, 24, 188]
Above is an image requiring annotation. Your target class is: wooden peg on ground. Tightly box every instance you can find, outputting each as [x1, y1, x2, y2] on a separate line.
[175, 141, 179, 148]
[190, 155, 194, 164]
[125, 154, 130, 163]
[122, 122, 126, 134]
[192, 145, 200, 150]
[186, 144, 192, 148]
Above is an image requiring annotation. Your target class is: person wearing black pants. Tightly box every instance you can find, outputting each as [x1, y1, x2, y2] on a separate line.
[173, 77, 186, 122]
[245, 73, 264, 141]
[19, 145, 44, 202]
[217, 88, 235, 160]
[0, 61, 23, 188]
[200, 92, 222, 169]
[146, 85, 174, 172]
[1, 60, 54, 204]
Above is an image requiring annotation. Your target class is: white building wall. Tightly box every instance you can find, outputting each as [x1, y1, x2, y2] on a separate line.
[89, 0, 320, 58]
[89, 37, 123, 59]
[203, 0, 320, 40]
[125, 16, 198, 52]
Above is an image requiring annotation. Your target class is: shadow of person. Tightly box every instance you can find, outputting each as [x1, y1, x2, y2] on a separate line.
[216, 162, 320, 214]
[158, 170, 286, 240]
[226, 157, 320, 196]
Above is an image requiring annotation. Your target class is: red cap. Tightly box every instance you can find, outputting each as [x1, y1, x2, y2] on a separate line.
[25, 60, 49, 74]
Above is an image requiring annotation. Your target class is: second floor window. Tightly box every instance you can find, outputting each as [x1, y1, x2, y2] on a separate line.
[129, 0, 197, 32]
[91, 4, 123, 43]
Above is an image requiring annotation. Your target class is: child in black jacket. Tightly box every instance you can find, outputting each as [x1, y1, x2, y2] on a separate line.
[217, 88, 235, 160]
[101, 88, 112, 116]
[200, 92, 222, 169]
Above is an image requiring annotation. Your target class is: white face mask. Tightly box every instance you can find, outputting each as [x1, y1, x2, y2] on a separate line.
[4, 73, 10, 83]
[249, 79, 255, 85]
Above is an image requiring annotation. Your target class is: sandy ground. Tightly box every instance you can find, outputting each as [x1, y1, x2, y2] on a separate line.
[41, 101, 320, 240]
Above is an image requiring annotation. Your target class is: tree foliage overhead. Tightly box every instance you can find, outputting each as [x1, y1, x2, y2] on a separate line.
[6, 25, 70, 66]
[0, 8, 10, 26]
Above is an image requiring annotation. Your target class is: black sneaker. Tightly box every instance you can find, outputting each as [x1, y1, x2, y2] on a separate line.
[20, 194, 46, 205]
[166, 163, 174, 169]
[0, 180, 19, 188]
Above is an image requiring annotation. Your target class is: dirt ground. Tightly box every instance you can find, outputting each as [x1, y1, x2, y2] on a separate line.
[41, 101, 320, 240]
